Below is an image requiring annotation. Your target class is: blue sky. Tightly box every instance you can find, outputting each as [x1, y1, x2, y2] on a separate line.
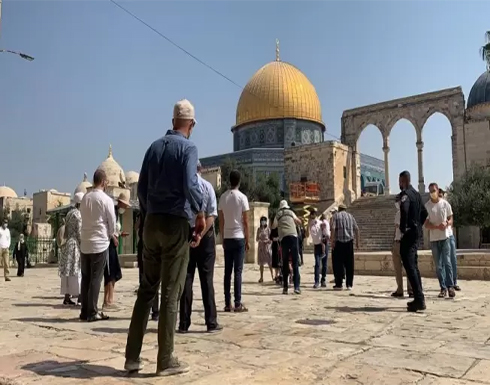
[0, 0, 488, 195]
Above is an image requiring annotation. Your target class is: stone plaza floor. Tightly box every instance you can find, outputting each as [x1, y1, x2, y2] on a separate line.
[2, 257, 490, 385]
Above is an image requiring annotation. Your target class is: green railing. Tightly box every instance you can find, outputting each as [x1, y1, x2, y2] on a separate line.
[9, 237, 56, 265]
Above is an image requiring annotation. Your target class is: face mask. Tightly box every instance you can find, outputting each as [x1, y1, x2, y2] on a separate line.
[260, 221, 267, 226]
[2, 224, 6, 229]
[430, 191, 438, 200]
[118, 208, 126, 215]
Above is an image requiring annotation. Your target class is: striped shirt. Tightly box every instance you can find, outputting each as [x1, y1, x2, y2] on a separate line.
[332, 211, 358, 243]
[190, 174, 217, 226]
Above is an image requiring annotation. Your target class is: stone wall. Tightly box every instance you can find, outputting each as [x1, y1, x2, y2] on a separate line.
[284, 141, 355, 204]
[32, 190, 71, 224]
[324, 250, 490, 281]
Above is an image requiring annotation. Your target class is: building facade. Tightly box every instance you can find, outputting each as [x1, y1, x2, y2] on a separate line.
[200, 44, 385, 192]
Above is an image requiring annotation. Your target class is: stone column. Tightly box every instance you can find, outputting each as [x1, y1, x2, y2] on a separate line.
[382, 139, 390, 195]
[416, 140, 425, 193]
[245, 202, 270, 264]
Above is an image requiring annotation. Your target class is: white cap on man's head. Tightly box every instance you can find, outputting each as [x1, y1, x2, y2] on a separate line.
[173, 99, 196, 123]
[74, 192, 84, 204]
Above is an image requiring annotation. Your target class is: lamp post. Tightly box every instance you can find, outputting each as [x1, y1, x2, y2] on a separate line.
[0, 49, 34, 61]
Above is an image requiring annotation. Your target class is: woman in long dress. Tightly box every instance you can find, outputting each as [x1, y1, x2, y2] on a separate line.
[59, 192, 84, 306]
[256, 216, 273, 283]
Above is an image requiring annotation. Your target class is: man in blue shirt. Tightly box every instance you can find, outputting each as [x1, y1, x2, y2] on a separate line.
[125, 99, 205, 377]
[178, 161, 221, 334]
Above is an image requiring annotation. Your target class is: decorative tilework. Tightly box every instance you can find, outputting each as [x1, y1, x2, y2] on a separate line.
[314, 130, 321, 143]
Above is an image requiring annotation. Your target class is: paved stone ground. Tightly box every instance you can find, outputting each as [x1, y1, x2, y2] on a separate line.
[1, 256, 490, 385]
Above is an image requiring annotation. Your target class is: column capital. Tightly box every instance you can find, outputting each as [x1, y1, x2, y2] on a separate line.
[416, 141, 424, 150]
[382, 146, 390, 153]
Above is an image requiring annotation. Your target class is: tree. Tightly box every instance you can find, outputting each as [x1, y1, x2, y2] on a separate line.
[8, 208, 29, 240]
[447, 165, 490, 246]
[480, 31, 490, 69]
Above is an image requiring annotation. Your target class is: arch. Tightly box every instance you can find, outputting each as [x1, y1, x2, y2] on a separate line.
[354, 122, 384, 146]
[341, 87, 465, 196]
[388, 118, 419, 192]
[421, 112, 453, 190]
[419, 108, 453, 134]
[385, 116, 420, 139]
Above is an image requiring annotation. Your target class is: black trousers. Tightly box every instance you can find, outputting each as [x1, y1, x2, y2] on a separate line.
[80, 249, 107, 319]
[400, 229, 425, 303]
[281, 235, 300, 290]
[333, 240, 354, 288]
[137, 239, 159, 315]
[179, 229, 218, 330]
[16, 256, 25, 277]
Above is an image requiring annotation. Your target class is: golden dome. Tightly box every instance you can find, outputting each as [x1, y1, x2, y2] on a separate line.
[74, 173, 92, 195]
[96, 145, 126, 187]
[235, 60, 323, 128]
[125, 171, 139, 185]
[0, 186, 17, 199]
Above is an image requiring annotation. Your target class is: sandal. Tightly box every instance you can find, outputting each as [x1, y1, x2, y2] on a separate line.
[234, 304, 248, 313]
[438, 289, 447, 298]
[391, 292, 404, 298]
[258, 278, 263, 283]
[224, 305, 233, 312]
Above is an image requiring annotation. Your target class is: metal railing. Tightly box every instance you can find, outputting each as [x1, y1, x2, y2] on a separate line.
[9, 237, 56, 265]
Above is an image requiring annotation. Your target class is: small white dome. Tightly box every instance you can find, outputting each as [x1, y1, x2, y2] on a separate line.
[96, 145, 126, 187]
[74, 172, 92, 195]
[125, 171, 139, 185]
[0, 186, 18, 199]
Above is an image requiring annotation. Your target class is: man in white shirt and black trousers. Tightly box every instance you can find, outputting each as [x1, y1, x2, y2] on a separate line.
[178, 161, 221, 333]
[79, 169, 117, 322]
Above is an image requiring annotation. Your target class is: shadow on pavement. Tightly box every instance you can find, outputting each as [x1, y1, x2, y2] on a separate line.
[91, 327, 156, 334]
[14, 316, 132, 324]
[323, 306, 405, 313]
[13, 303, 70, 310]
[21, 360, 155, 379]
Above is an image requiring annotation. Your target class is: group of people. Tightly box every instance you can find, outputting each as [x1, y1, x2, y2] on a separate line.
[391, 174, 459, 309]
[56, 177, 128, 314]
[0, 219, 29, 281]
[0, 98, 463, 378]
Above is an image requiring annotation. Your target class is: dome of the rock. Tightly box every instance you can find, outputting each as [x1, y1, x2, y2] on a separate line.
[235, 60, 324, 129]
[74, 173, 92, 195]
[96, 145, 126, 187]
[0, 186, 17, 199]
[467, 71, 490, 109]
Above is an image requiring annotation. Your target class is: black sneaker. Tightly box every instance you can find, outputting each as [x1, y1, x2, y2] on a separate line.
[321, 282, 327, 288]
[207, 324, 223, 334]
[176, 328, 188, 334]
[294, 288, 301, 295]
[282, 288, 288, 295]
[407, 300, 426, 312]
[333, 286, 343, 291]
[151, 313, 159, 321]
[156, 356, 190, 377]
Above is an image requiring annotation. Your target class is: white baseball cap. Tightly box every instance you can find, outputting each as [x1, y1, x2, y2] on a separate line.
[173, 99, 196, 123]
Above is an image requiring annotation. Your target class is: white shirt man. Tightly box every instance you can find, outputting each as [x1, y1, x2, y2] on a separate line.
[80, 189, 116, 255]
[0, 221, 11, 281]
[219, 189, 249, 240]
[218, 170, 250, 311]
[79, 172, 117, 322]
[425, 185, 455, 297]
